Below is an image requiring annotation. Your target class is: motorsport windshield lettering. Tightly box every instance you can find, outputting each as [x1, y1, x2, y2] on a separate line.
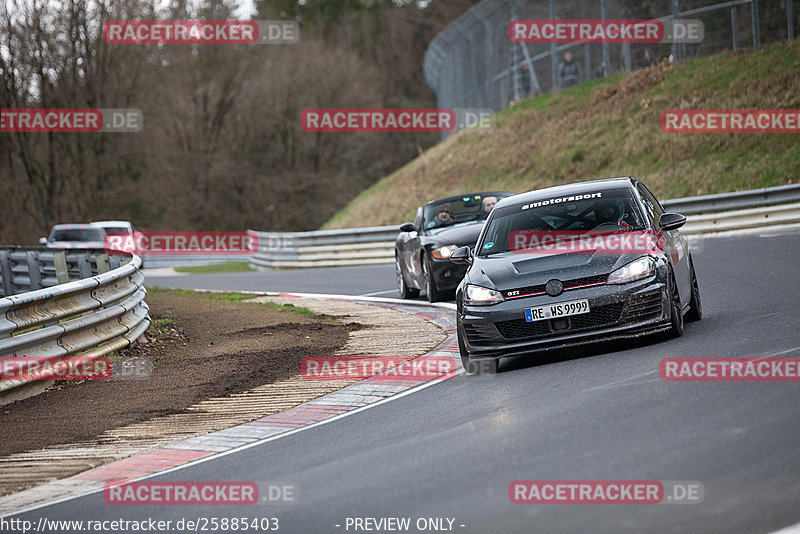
[521, 192, 602, 209]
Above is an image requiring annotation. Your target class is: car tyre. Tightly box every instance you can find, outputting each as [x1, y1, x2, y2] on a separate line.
[424, 255, 447, 303]
[458, 325, 498, 375]
[396, 255, 419, 299]
[685, 255, 702, 322]
[667, 267, 684, 338]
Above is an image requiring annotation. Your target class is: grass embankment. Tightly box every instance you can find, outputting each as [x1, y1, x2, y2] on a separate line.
[173, 261, 255, 274]
[324, 39, 800, 228]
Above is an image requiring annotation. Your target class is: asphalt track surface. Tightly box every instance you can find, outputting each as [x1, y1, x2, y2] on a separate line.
[12, 232, 800, 533]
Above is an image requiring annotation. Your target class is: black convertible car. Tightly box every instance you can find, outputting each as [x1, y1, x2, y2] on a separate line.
[451, 177, 702, 374]
[395, 192, 514, 302]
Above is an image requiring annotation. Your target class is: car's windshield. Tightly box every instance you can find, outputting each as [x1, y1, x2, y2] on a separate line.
[478, 188, 646, 256]
[423, 192, 512, 233]
[50, 228, 106, 242]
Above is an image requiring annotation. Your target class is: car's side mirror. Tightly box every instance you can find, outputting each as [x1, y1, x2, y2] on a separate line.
[449, 246, 472, 265]
[399, 222, 417, 233]
[659, 212, 687, 231]
[39, 237, 47, 245]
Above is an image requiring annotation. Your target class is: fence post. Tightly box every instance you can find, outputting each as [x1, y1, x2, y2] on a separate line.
[787, 0, 794, 41]
[731, 7, 739, 51]
[550, 0, 558, 89]
[601, 0, 610, 74]
[672, 0, 683, 62]
[584, 43, 591, 78]
[472, 9, 494, 107]
[752, 0, 760, 47]
[623, 42, 631, 71]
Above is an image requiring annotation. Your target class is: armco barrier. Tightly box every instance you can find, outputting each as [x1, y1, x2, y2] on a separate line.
[0, 249, 150, 400]
[249, 184, 800, 269]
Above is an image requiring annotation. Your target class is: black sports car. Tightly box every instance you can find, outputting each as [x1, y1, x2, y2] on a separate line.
[395, 192, 514, 302]
[451, 177, 702, 374]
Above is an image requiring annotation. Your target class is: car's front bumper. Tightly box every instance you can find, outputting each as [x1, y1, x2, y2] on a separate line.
[429, 256, 469, 292]
[459, 276, 670, 360]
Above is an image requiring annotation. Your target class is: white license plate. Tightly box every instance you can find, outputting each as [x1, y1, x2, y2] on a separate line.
[525, 299, 590, 322]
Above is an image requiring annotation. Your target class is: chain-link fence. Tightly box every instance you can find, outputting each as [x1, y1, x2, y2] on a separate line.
[424, 0, 798, 122]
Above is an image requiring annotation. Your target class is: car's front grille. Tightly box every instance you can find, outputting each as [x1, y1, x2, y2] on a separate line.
[503, 274, 609, 299]
[463, 323, 499, 344]
[494, 319, 551, 340]
[625, 288, 663, 322]
[570, 303, 624, 329]
[494, 302, 624, 341]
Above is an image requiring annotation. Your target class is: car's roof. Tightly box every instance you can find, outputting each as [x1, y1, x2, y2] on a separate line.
[91, 220, 132, 226]
[424, 191, 514, 207]
[50, 223, 99, 230]
[495, 177, 636, 209]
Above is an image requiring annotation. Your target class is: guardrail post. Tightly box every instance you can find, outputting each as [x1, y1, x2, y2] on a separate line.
[96, 254, 111, 274]
[25, 251, 42, 290]
[76, 253, 93, 278]
[0, 250, 13, 296]
[53, 251, 70, 285]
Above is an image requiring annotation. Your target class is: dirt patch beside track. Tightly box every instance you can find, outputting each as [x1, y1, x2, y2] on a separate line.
[0, 289, 356, 457]
[0, 291, 445, 499]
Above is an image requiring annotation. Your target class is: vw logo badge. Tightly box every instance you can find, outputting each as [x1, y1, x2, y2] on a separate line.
[545, 279, 564, 297]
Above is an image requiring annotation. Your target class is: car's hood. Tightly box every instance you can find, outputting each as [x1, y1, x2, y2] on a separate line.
[423, 223, 483, 247]
[469, 250, 643, 290]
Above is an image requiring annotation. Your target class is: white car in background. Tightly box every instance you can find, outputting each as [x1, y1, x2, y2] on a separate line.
[40, 224, 107, 250]
[91, 220, 136, 236]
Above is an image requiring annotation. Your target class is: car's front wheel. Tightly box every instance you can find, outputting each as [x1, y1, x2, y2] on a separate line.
[685, 255, 702, 322]
[396, 254, 419, 299]
[667, 267, 684, 338]
[423, 255, 447, 303]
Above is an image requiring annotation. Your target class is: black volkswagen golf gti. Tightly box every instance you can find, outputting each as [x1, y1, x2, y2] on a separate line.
[451, 177, 702, 374]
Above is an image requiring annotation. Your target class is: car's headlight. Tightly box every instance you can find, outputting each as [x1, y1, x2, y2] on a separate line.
[607, 257, 656, 284]
[431, 244, 458, 259]
[464, 284, 504, 305]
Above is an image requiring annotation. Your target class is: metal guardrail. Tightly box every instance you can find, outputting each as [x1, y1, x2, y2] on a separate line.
[0, 247, 128, 296]
[249, 227, 399, 269]
[140, 254, 254, 269]
[0, 249, 150, 400]
[248, 184, 800, 269]
[662, 183, 800, 215]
